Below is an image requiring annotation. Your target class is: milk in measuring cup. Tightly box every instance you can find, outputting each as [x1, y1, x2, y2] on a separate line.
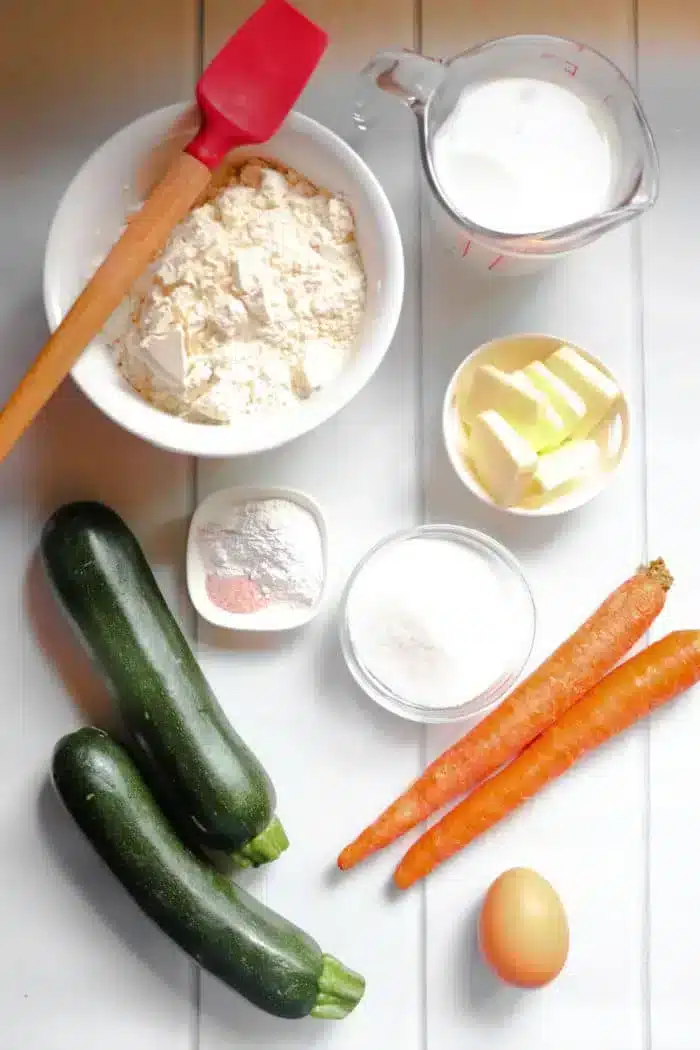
[432, 78, 615, 235]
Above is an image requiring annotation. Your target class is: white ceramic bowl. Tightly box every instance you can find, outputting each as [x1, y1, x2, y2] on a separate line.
[187, 485, 327, 631]
[43, 104, 404, 457]
[442, 334, 630, 517]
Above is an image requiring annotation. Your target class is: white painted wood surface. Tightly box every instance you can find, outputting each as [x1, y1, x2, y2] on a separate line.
[0, 0, 696, 1047]
[198, 6, 421, 1049]
[419, 5, 646, 1048]
[0, 3, 197, 1049]
[638, 4, 700, 1046]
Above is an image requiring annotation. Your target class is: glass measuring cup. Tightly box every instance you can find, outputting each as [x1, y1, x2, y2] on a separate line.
[361, 36, 659, 275]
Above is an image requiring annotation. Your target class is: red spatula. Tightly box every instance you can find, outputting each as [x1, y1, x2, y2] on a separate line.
[0, 0, 328, 462]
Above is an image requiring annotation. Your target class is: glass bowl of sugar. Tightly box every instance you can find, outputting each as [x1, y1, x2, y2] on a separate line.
[339, 524, 536, 724]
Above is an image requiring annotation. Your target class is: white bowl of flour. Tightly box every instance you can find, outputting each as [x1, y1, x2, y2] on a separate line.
[43, 104, 404, 457]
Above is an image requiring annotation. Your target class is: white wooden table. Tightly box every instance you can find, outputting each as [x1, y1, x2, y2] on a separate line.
[1, 1, 698, 1047]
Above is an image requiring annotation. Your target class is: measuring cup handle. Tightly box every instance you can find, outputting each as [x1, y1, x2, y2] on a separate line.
[360, 49, 445, 112]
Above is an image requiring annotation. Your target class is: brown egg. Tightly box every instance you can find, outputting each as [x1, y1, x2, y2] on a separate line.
[478, 867, 569, 988]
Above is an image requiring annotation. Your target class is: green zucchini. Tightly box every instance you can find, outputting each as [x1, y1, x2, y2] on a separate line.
[41, 501, 285, 864]
[52, 728, 364, 1019]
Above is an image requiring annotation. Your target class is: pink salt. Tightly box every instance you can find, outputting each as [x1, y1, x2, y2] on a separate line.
[205, 574, 270, 614]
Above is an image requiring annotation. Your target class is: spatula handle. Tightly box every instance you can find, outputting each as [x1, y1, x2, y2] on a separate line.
[0, 151, 212, 462]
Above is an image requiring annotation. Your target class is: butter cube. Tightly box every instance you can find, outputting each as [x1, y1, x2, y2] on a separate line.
[546, 347, 620, 436]
[468, 410, 537, 506]
[530, 439, 600, 500]
[522, 361, 587, 436]
[458, 364, 566, 452]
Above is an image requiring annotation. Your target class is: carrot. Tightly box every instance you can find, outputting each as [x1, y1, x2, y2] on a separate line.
[394, 630, 700, 888]
[337, 560, 672, 871]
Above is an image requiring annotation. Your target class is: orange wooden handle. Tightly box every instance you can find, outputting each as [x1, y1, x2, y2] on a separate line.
[0, 151, 211, 462]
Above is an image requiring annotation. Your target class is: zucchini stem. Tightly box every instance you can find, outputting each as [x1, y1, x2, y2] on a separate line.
[230, 815, 289, 868]
[311, 954, 366, 1019]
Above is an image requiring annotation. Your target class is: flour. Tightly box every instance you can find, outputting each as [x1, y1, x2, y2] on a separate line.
[197, 498, 324, 612]
[115, 160, 366, 422]
[345, 535, 511, 708]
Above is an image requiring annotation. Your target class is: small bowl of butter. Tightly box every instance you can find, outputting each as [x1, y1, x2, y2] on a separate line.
[442, 334, 630, 516]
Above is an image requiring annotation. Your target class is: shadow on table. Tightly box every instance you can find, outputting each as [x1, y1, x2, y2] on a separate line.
[198, 618, 306, 654]
[199, 974, 327, 1050]
[461, 899, 527, 1022]
[24, 547, 115, 729]
[37, 777, 188, 993]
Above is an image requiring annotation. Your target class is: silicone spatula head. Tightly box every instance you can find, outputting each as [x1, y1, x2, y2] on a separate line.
[186, 0, 328, 169]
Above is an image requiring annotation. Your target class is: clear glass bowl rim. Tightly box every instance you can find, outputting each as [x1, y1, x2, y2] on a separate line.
[338, 523, 537, 724]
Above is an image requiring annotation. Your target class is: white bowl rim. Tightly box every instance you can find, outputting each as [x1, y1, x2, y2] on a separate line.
[43, 104, 405, 458]
[186, 483, 328, 631]
[442, 332, 630, 518]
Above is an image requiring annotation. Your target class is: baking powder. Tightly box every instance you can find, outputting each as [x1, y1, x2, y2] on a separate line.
[345, 535, 510, 707]
[197, 498, 324, 615]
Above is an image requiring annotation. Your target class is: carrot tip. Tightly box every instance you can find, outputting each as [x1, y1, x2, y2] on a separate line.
[393, 858, 417, 889]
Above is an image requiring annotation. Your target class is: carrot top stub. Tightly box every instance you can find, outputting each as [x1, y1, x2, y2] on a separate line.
[337, 558, 672, 873]
[644, 558, 673, 591]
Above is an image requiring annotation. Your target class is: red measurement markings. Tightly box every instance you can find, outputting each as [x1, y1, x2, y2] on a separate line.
[461, 239, 472, 257]
[540, 51, 578, 76]
[488, 255, 505, 271]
